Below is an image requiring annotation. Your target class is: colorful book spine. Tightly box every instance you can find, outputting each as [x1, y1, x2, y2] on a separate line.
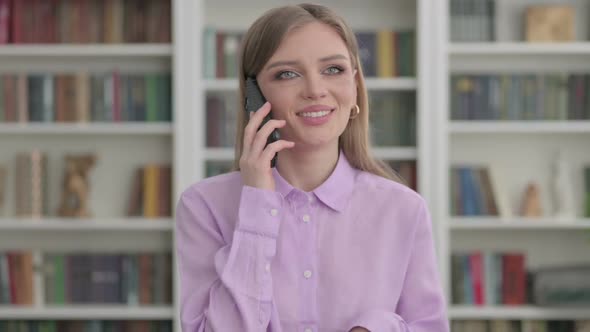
[585, 167, 590, 218]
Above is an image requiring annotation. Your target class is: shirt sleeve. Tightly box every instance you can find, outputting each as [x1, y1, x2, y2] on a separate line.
[176, 185, 284, 332]
[347, 199, 450, 332]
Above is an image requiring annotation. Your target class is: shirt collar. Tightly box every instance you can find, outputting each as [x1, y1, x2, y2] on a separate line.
[272, 150, 356, 212]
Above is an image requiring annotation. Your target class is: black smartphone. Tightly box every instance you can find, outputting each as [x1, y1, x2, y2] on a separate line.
[244, 77, 280, 167]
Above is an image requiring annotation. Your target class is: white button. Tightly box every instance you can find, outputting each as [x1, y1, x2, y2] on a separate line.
[303, 270, 312, 279]
[270, 209, 278, 216]
[307, 195, 313, 202]
[265, 263, 271, 272]
[304, 329, 312, 332]
[302, 214, 310, 223]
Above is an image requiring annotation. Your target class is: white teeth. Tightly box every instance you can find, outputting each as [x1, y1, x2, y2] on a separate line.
[298, 110, 331, 118]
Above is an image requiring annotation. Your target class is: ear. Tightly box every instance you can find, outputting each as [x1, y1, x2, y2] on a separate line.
[353, 68, 359, 95]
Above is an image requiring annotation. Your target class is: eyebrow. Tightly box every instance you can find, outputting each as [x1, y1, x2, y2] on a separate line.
[264, 54, 349, 71]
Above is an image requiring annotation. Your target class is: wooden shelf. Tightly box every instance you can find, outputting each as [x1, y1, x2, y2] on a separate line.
[450, 217, 590, 230]
[0, 123, 173, 135]
[0, 44, 173, 57]
[0, 305, 174, 320]
[449, 121, 590, 134]
[449, 305, 590, 320]
[0, 218, 173, 231]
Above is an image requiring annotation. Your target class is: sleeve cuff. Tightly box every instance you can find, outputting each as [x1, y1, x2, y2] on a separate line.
[348, 309, 406, 332]
[236, 185, 284, 238]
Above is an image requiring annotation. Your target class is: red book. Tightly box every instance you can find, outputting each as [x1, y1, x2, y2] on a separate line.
[0, 0, 11, 43]
[7, 253, 17, 304]
[113, 71, 121, 121]
[10, 0, 23, 43]
[37, 0, 57, 43]
[216, 32, 225, 78]
[3, 76, 17, 121]
[502, 253, 526, 305]
[469, 252, 485, 305]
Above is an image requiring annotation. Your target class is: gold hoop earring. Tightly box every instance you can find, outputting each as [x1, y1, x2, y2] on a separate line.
[349, 104, 360, 119]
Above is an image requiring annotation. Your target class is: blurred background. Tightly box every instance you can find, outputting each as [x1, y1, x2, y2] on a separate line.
[0, 0, 588, 331]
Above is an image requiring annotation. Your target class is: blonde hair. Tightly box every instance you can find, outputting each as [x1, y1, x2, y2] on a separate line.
[233, 3, 403, 183]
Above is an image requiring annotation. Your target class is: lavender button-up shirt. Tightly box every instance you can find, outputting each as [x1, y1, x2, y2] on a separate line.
[176, 152, 449, 332]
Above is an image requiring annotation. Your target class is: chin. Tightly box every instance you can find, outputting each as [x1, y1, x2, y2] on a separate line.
[294, 136, 338, 150]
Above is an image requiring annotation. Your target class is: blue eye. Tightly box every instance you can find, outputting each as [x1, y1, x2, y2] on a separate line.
[324, 66, 344, 75]
[276, 71, 298, 80]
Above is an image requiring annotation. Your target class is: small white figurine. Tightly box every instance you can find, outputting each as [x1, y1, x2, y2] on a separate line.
[551, 150, 576, 220]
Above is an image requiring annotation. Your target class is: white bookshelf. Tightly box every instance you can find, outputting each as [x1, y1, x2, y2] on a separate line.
[449, 306, 590, 320]
[0, 306, 174, 320]
[0, 45, 172, 73]
[449, 121, 590, 134]
[0, 44, 173, 57]
[449, 42, 590, 55]
[451, 217, 590, 230]
[0, 218, 174, 231]
[435, 0, 590, 323]
[204, 146, 418, 162]
[0, 123, 173, 135]
[0, 1, 200, 331]
[204, 77, 418, 91]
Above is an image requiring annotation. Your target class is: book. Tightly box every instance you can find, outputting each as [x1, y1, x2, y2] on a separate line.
[0, 165, 5, 216]
[127, 165, 172, 218]
[15, 150, 48, 218]
[585, 167, 590, 217]
[451, 165, 504, 216]
[4, 0, 170, 44]
[1, 72, 173, 124]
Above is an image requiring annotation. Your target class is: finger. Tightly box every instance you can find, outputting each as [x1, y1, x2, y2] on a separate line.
[250, 119, 286, 157]
[242, 102, 272, 154]
[261, 140, 295, 164]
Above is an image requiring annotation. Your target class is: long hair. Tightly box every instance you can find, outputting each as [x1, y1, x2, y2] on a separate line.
[233, 3, 403, 183]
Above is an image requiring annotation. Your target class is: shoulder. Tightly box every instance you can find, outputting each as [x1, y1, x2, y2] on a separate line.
[179, 171, 243, 204]
[351, 170, 432, 241]
[355, 170, 427, 213]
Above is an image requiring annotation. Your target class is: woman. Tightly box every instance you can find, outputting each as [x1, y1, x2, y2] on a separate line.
[176, 3, 449, 332]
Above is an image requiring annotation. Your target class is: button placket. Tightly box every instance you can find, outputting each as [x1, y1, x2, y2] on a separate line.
[294, 191, 317, 327]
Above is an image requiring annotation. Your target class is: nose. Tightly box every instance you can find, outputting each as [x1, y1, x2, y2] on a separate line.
[302, 73, 327, 100]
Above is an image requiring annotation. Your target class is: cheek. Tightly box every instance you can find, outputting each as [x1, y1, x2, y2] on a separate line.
[262, 85, 294, 120]
[337, 82, 357, 108]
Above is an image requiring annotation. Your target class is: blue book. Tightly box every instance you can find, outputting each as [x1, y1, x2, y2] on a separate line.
[462, 254, 474, 305]
[355, 32, 376, 77]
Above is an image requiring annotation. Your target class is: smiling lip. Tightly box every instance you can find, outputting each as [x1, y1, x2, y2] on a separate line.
[296, 104, 335, 126]
[296, 104, 334, 114]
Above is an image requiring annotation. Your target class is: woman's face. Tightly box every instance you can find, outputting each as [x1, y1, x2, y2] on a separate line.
[257, 22, 358, 149]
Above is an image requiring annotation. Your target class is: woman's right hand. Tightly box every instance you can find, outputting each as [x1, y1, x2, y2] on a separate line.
[239, 101, 295, 191]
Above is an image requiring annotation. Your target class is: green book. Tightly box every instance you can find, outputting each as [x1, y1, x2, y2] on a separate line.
[0, 76, 4, 122]
[585, 167, 590, 217]
[145, 74, 158, 122]
[39, 321, 57, 332]
[54, 255, 65, 304]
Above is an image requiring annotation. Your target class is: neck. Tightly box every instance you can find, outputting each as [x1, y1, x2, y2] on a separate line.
[275, 142, 339, 192]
